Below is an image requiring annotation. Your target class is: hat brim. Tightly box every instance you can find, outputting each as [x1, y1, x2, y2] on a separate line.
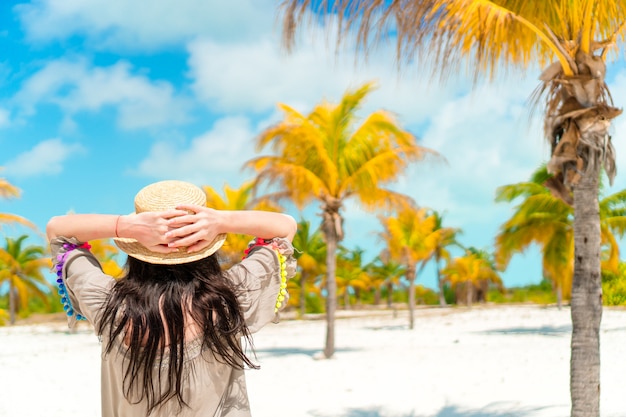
[114, 233, 227, 265]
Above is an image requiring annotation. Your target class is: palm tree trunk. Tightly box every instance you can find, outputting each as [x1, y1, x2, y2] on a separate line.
[322, 212, 338, 359]
[407, 265, 416, 330]
[386, 282, 393, 307]
[8, 279, 16, 325]
[343, 289, 350, 310]
[299, 273, 306, 318]
[436, 257, 447, 306]
[570, 167, 602, 417]
[466, 282, 473, 307]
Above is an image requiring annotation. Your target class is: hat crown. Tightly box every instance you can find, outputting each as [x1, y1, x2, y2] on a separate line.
[134, 180, 206, 213]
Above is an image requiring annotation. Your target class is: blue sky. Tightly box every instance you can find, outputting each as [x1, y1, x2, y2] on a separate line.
[2, 0, 626, 290]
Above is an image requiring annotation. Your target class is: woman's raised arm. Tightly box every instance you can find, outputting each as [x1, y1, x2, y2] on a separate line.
[165, 205, 297, 253]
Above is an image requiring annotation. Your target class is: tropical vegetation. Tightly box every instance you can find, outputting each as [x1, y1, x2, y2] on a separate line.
[496, 166, 626, 308]
[278, 1, 626, 414]
[442, 247, 502, 307]
[0, 235, 51, 325]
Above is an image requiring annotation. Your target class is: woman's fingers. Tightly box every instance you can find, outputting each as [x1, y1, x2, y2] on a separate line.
[185, 239, 212, 253]
[157, 206, 221, 252]
[146, 243, 180, 254]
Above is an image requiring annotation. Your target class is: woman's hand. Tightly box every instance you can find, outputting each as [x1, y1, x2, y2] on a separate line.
[124, 210, 192, 254]
[164, 205, 224, 253]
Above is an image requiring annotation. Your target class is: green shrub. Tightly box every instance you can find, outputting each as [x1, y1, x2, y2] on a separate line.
[603, 279, 626, 306]
[487, 280, 556, 305]
[602, 262, 626, 306]
[414, 285, 439, 305]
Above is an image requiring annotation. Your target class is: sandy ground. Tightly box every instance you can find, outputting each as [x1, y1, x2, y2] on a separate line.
[1, 305, 625, 417]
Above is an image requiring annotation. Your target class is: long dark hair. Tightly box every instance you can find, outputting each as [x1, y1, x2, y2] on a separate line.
[96, 253, 258, 414]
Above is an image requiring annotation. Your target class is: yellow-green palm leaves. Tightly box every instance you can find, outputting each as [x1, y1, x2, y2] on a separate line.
[495, 167, 626, 302]
[248, 81, 433, 357]
[203, 180, 282, 267]
[249, 81, 432, 217]
[0, 235, 51, 325]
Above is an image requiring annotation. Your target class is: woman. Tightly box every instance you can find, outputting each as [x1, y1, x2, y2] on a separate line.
[46, 180, 297, 417]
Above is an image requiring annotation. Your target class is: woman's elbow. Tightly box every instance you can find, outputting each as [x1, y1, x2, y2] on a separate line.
[45, 216, 61, 241]
[284, 214, 298, 241]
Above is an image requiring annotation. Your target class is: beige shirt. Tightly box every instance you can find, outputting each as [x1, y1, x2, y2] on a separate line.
[51, 237, 296, 417]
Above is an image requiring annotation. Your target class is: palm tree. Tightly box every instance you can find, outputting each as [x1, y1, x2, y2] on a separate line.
[368, 255, 405, 307]
[203, 180, 282, 267]
[427, 210, 464, 306]
[442, 248, 502, 306]
[336, 247, 372, 309]
[0, 235, 51, 325]
[496, 166, 626, 308]
[292, 219, 326, 317]
[279, 2, 626, 413]
[378, 206, 440, 329]
[247, 82, 435, 358]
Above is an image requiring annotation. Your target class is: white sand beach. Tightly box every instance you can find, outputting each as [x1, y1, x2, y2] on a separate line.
[1, 305, 625, 417]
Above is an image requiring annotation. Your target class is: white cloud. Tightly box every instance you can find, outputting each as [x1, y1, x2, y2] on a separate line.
[13, 58, 190, 129]
[133, 116, 259, 186]
[186, 28, 469, 124]
[3, 138, 84, 178]
[15, 0, 277, 51]
[187, 27, 556, 255]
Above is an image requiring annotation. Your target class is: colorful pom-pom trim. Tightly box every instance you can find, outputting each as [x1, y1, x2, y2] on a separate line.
[54, 242, 91, 321]
[243, 238, 288, 313]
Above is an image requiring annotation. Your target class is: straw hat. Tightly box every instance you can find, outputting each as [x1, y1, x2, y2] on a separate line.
[114, 180, 226, 264]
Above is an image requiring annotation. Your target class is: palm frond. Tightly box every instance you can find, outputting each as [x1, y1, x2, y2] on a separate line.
[495, 182, 548, 202]
[0, 178, 20, 199]
[0, 214, 37, 230]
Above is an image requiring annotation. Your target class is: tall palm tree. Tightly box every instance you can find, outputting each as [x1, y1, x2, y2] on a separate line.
[496, 166, 626, 308]
[292, 219, 326, 317]
[0, 235, 51, 325]
[279, 2, 626, 413]
[378, 206, 441, 329]
[247, 82, 435, 358]
[203, 180, 282, 267]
